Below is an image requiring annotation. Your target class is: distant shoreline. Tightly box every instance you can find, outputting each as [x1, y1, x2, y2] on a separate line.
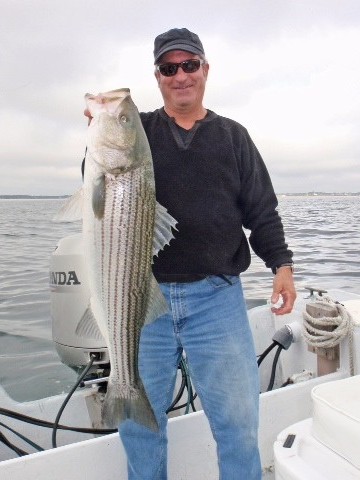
[1, 193, 359, 199]
[277, 192, 360, 197]
[0, 195, 70, 199]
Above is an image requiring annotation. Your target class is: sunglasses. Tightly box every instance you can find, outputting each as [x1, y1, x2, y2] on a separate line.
[156, 59, 205, 77]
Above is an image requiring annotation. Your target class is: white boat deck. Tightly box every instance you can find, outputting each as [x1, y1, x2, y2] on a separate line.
[1, 289, 359, 479]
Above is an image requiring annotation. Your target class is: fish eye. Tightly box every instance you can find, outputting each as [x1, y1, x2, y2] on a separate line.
[119, 115, 127, 123]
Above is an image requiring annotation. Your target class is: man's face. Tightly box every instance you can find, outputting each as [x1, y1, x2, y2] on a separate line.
[155, 50, 209, 113]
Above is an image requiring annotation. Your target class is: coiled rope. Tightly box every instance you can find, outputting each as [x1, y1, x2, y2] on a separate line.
[302, 296, 355, 375]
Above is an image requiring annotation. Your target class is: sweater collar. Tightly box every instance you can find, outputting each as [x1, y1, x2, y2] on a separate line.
[158, 107, 217, 126]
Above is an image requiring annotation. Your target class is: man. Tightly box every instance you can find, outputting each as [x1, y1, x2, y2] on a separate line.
[87, 28, 296, 480]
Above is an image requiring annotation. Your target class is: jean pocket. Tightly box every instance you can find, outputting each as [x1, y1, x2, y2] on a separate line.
[205, 275, 239, 288]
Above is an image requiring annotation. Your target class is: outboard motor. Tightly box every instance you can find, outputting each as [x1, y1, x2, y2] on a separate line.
[50, 233, 109, 370]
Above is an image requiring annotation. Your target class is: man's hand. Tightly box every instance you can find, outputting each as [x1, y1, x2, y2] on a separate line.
[271, 267, 296, 315]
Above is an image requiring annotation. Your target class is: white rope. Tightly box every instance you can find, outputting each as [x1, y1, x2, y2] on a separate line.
[302, 295, 355, 375]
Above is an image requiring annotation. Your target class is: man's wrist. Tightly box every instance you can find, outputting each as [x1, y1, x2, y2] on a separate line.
[272, 263, 294, 275]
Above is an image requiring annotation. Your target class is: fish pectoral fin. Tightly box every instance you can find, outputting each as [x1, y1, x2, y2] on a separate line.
[153, 202, 177, 258]
[52, 188, 84, 222]
[144, 274, 169, 325]
[75, 306, 105, 342]
[92, 175, 106, 219]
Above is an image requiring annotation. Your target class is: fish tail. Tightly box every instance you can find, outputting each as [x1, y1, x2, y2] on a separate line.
[102, 382, 158, 432]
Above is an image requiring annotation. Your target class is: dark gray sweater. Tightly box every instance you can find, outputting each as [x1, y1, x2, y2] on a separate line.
[140, 108, 293, 282]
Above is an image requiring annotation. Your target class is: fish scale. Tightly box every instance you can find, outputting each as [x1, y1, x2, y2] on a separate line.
[55, 89, 176, 431]
[100, 169, 154, 391]
[90, 166, 157, 427]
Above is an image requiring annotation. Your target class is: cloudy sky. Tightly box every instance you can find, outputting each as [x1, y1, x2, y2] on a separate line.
[1, 0, 359, 195]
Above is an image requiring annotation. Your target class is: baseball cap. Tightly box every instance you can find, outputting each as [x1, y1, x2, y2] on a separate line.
[154, 28, 205, 64]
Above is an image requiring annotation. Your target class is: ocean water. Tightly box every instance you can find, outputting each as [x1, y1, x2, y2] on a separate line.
[0, 196, 359, 402]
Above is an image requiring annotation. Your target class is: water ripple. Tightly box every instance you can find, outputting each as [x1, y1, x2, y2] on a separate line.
[1, 196, 360, 401]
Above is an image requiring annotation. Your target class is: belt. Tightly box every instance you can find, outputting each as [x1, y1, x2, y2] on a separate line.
[154, 274, 235, 284]
[154, 273, 207, 283]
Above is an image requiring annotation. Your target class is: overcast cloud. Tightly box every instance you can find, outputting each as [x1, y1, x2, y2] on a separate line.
[1, 0, 359, 195]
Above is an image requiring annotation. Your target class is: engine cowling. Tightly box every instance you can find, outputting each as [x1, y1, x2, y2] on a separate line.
[50, 233, 109, 368]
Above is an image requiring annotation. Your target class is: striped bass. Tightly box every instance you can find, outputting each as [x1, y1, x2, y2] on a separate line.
[55, 88, 176, 431]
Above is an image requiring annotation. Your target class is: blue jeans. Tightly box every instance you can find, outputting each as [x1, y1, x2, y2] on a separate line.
[119, 275, 261, 479]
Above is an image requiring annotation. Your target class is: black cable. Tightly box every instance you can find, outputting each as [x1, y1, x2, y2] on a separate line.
[166, 374, 186, 414]
[189, 384, 197, 413]
[1, 354, 199, 456]
[257, 341, 277, 367]
[1, 354, 199, 455]
[0, 408, 116, 435]
[167, 391, 198, 413]
[166, 358, 188, 413]
[0, 429, 28, 457]
[166, 357, 197, 414]
[266, 345, 283, 391]
[181, 358, 196, 414]
[52, 354, 97, 448]
[0, 356, 111, 458]
[0, 421, 44, 454]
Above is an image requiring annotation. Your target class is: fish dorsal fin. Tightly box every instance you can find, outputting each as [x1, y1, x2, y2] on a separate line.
[75, 305, 106, 342]
[153, 202, 177, 258]
[144, 274, 169, 325]
[52, 188, 83, 222]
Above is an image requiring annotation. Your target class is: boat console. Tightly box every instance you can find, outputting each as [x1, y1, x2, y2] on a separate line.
[274, 299, 360, 479]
